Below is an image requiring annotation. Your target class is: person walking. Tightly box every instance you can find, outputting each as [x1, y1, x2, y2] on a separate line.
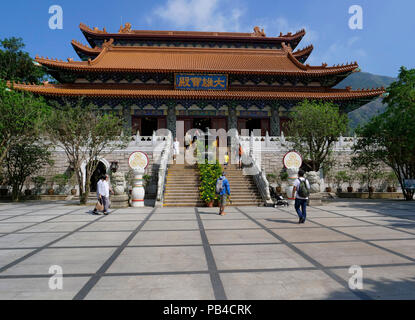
[291, 169, 310, 224]
[216, 172, 231, 216]
[173, 137, 180, 162]
[238, 144, 243, 169]
[224, 152, 229, 169]
[96, 174, 113, 215]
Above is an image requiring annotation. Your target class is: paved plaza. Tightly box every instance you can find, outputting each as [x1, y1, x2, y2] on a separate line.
[0, 200, 414, 300]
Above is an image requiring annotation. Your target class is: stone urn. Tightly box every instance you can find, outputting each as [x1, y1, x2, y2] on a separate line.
[285, 167, 299, 201]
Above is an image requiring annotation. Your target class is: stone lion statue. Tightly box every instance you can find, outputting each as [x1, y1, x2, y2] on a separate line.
[305, 171, 321, 193]
[112, 171, 126, 195]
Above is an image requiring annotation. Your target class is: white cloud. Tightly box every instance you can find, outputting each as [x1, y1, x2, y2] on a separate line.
[309, 37, 367, 66]
[251, 16, 319, 46]
[151, 0, 246, 32]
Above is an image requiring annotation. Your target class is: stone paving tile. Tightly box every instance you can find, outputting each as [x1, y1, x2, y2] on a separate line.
[199, 212, 247, 220]
[309, 217, 373, 227]
[333, 226, 415, 240]
[86, 274, 214, 300]
[295, 241, 411, 267]
[0, 232, 67, 248]
[0, 223, 37, 233]
[357, 216, 415, 226]
[370, 239, 415, 260]
[50, 231, 130, 248]
[331, 265, 415, 299]
[107, 246, 208, 273]
[0, 277, 90, 300]
[129, 230, 202, 246]
[220, 270, 357, 300]
[1, 247, 116, 275]
[202, 219, 260, 230]
[0, 249, 34, 268]
[81, 221, 142, 232]
[142, 220, 199, 231]
[150, 213, 197, 221]
[49, 214, 102, 222]
[20, 222, 89, 233]
[259, 218, 320, 229]
[206, 229, 280, 245]
[97, 213, 148, 221]
[275, 227, 355, 243]
[212, 244, 313, 270]
[5, 215, 63, 223]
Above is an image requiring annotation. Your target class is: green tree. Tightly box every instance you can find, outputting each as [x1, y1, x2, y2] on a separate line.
[5, 139, 53, 201]
[46, 100, 128, 204]
[286, 100, 348, 171]
[350, 147, 383, 198]
[354, 67, 415, 200]
[0, 80, 50, 166]
[0, 37, 46, 83]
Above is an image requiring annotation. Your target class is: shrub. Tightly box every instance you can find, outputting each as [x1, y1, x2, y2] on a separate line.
[198, 160, 222, 204]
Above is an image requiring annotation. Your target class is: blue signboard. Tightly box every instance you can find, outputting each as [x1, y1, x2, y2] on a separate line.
[175, 73, 228, 90]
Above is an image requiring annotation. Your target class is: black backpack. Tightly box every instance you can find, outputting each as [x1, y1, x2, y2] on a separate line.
[297, 178, 310, 198]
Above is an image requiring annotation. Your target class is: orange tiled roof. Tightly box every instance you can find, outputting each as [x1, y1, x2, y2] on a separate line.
[71, 40, 101, 54]
[10, 82, 385, 101]
[71, 39, 314, 62]
[292, 45, 313, 59]
[79, 23, 306, 41]
[36, 45, 358, 76]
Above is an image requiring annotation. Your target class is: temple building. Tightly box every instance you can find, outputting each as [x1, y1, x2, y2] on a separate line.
[12, 22, 385, 137]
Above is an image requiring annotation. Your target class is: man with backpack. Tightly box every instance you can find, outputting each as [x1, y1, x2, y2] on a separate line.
[216, 172, 231, 216]
[291, 169, 310, 224]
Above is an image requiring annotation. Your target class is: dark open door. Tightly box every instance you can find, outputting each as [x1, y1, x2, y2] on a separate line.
[260, 118, 270, 136]
[132, 116, 141, 135]
[237, 118, 247, 135]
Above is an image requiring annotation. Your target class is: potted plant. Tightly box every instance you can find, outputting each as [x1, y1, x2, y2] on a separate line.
[24, 180, 32, 196]
[334, 171, 348, 193]
[32, 176, 46, 195]
[325, 171, 334, 192]
[386, 171, 398, 192]
[47, 179, 55, 195]
[0, 171, 8, 196]
[345, 172, 355, 193]
[68, 173, 78, 195]
[53, 174, 69, 195]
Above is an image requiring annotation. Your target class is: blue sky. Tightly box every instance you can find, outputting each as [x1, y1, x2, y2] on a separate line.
[0, 0, 414, 77]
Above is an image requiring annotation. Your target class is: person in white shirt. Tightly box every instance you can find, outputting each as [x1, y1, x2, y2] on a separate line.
[93, 175, 113, 215]
[291, 169, 311, 224]
[173, 137, 180, 161]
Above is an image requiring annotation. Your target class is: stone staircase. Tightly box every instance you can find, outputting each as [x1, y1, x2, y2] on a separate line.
[222, 165, 263, 206]
[163, 164, 204, 207]
[163, 163, 263, 207]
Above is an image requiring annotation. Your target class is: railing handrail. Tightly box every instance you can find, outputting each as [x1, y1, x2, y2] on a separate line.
[155, 132, 173, 207]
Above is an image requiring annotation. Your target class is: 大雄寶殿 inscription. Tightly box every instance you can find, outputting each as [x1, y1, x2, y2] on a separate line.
[175, 74, 227, 90]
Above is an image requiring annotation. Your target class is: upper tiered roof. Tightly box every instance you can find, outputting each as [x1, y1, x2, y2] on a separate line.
[79, 23, 306, 50]
[37, 42, 356, 77]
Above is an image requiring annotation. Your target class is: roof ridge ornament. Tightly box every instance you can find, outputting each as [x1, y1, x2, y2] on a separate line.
[119, 23, 132, 34]
[253, 26, 266, 37]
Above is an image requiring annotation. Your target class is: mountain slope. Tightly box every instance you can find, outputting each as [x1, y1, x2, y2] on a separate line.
[335, 72, 396, 131]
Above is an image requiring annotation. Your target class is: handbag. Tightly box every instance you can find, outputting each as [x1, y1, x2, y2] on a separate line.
[95, 198, 104, 211]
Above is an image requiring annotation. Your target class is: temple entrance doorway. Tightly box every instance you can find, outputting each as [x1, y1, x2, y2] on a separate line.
[132, 116, 167, 136]
[90, 161, 107, 192]
[238, 118, 270, 136]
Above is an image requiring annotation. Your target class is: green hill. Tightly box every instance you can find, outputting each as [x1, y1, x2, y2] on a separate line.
[335, 72, 396, 131]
